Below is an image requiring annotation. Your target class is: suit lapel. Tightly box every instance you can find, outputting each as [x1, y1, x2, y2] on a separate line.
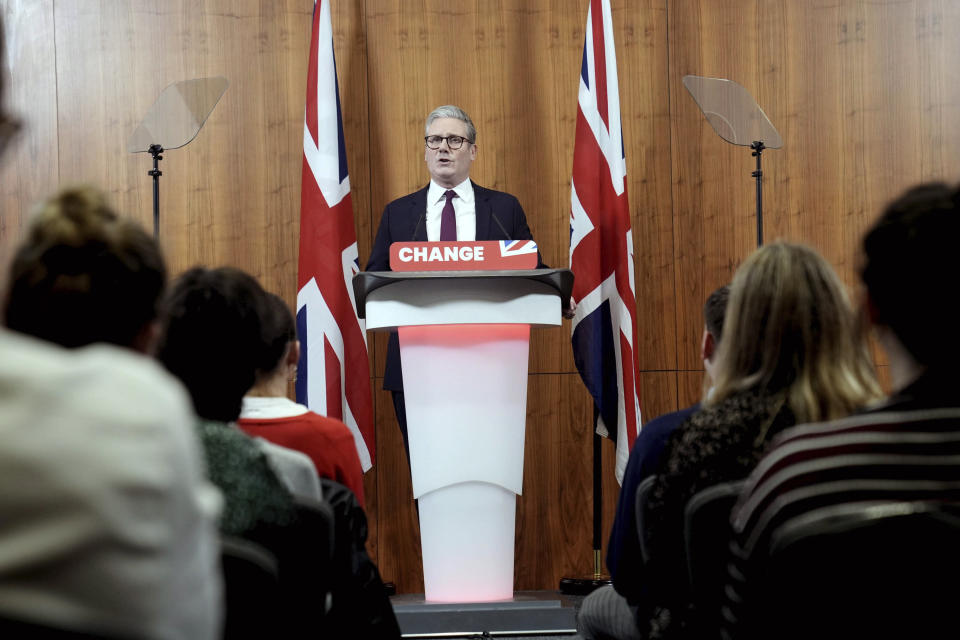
[472, 181, 493, 240]
[410, 185, 429, 241]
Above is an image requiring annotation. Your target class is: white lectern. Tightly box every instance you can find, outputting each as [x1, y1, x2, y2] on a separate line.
[354, 268, 572, 603]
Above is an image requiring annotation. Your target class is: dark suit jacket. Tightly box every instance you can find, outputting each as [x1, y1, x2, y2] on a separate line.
[365, 182, 541, 391]
[606, 404, 699, 595]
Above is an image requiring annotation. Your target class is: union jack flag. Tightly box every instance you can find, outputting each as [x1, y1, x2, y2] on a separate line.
[295, 0, 374, 470]
[569, 0, 642, 483]
[499, 240, 539, 257]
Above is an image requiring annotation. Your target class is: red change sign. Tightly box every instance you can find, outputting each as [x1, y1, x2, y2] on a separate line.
[389, 240, 538, 272]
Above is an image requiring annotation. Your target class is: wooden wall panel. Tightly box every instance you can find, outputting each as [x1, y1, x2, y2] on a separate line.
[52, 1, 167, 235]
[0, 0, 57, 285]
[620, 0, 677, 373]
[516, 374, 594, 589]
[3, 0, 960, 596]
[678, 369, 705, 412]
[52, 0, 316, 303]
[669, 0, 773, 372]
[669, 0, 960, 371]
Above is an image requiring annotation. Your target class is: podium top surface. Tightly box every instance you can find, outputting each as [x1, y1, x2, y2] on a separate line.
[352, 268, 573, 320]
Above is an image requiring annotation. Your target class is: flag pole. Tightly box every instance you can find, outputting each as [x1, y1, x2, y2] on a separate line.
[560, 409, 612, 594]
[591, 430, 605, 576]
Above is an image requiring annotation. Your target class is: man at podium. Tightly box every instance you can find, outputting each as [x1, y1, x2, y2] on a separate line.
[365, 104, 541, 457]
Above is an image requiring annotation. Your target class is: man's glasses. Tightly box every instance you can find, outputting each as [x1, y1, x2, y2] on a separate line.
[425, 135, 472, 150]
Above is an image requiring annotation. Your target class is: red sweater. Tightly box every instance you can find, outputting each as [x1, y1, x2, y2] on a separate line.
[238, 411, 365, 507]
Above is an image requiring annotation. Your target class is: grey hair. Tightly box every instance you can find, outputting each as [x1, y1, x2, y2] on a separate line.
[425, 105, 476, 143]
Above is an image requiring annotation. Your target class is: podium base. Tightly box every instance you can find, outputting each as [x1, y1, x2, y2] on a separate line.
[391, 591, 577, 637]
[558, 575, 612, 596]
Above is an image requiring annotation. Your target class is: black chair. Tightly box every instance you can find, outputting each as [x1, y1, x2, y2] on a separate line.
[317, 478, 401, 639]
[634, 474, 658, 565]
[756, 500, 960, 640]
[232, 497, 337, 637]
[682, 479, 745, 638]
[220, 536, 281, 639]
[0, 616, 127, 639]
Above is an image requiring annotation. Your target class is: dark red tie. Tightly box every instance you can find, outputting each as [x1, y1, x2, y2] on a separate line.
[440, 190, 457, 241]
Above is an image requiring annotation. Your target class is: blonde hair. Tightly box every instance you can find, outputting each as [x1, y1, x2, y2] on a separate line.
[707, 242, 880, 423]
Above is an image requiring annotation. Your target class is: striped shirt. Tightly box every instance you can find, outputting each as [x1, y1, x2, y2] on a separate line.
[721, 372, 960, 639]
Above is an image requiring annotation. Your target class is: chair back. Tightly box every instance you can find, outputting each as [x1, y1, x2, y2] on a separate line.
[220, 536, 281, 638]
[317, 478, 401, 638]
[758, 500, 960, 639]
[0, 616, 124, 639]
[282, 498, 338, 629]
[682, 479, 745, 637]
[634, 474, 658, 564]
[226, 497, 337, 637]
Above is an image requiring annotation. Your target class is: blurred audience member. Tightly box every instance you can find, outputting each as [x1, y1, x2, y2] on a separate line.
[239, 292, 366, 505]
[0, 185, 222, 635]
[157, 267, 305, 536]
[723, 183, 960, 639]
[4, 186, 164, 352]
[158, 265, 321, 504]
[0, 330, 224, 640]
[580, 242, 880, 640]
[641, 243, 880, 639]
[158, 266, 399, 638]
[579, 285, 729, 640]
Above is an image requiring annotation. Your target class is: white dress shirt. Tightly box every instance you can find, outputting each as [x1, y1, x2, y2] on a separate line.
[425, 177, 476, 241]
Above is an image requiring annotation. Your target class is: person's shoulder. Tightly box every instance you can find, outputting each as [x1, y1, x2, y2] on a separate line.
[85, 344, 192, 411]
[689, 389, 781, 432]
[196, 419, 263, 463]
[472, 182, 520, 203]
[385, 184, 429, 208]
[678, 395, 743, 436]
[667, 392, 784, 470]
[729, 406, 958, 540]
[2, 330, 180, 401]
[1, 332, 194, 441]
[256, 437, 323, 501]
[0, 334, 221, 640]
[302, 411, 356, 442]
[257, 437, 314, 467]
[761, 403, 960, 478]
[641, 403, 699, 436]
[0, 331, 218, 518]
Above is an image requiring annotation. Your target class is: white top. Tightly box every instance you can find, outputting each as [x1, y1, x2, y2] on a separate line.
[241, 395, 310, 419]
[0, 329, 223, 640]
[426, 177, 476, 241]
